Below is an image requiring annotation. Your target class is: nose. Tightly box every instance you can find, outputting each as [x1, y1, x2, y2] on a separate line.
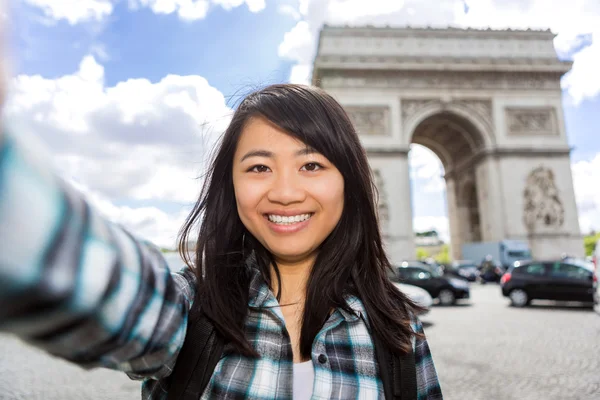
[267, 170, 306, 205]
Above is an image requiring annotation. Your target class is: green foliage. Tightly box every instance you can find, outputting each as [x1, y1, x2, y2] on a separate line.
[415, 244, 451, 264]
[434, 244, 451, 265]
[584, 233, 600, 257]
[416, 247, 431, 260]
[415, 230, 439, 237]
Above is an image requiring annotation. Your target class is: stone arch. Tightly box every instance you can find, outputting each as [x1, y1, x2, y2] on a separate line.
[408, 109, 488, 259]
[403, 99, 495, 152]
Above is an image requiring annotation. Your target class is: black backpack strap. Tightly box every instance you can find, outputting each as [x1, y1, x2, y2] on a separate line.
[395, 348, 417, 400]
[373, 331, 417, 400]
[167, 302, 224, 400]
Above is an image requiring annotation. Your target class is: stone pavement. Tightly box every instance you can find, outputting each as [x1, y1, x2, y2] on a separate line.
[421, 284, 600, 400]
[0, 284, 599, 399]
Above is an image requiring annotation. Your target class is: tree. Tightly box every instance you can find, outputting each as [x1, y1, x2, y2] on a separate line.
[434, 244, 451, 265]
[584, 233, 600, 257]
[416, 247, 431, 260]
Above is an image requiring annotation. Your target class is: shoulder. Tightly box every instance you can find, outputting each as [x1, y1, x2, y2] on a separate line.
[171, 265, 198, 308]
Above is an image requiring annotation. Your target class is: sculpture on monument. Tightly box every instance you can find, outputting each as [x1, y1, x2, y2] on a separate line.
[373, 169, 390, 235]
[523, 166, 565, 231]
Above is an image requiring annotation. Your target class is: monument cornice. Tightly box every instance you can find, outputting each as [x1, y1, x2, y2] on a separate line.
[315, 69, 563, 91]
[320, 24, 556, 41]
[314, 56, 572, 74]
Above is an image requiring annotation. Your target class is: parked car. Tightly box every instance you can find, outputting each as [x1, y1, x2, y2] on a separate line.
[404, 259, 444, 276]
[392, 283, 433, 315]
[389, 261, 470, 306]
[446, 260, 480, 282]
[500, 258, 595, 307]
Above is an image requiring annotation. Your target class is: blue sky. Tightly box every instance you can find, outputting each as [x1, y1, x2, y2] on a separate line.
[4, 0, 600, 246]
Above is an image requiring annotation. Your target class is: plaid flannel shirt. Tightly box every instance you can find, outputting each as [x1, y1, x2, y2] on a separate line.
[0, 129, 442, 399]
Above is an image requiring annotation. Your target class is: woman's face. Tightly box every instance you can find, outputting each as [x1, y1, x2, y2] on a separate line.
[232, 116, 345, 264]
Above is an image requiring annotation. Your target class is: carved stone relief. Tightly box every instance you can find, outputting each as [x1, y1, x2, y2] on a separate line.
[506, 107, 558, 136]
[345, 106, 391, 136]
[401, 98, 493, 133]
[523, 166, 565, 231]
[401, 99, 437, 121]
[373, 169, 390, 235]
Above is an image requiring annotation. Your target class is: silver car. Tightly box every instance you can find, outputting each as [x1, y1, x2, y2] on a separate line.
[393, 282, 434, 315]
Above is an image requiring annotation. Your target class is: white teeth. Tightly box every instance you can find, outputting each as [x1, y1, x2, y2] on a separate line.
[267, 213, 312, 225]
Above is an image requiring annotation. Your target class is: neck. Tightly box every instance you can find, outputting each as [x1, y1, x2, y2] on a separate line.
[270, 254, 315, 305]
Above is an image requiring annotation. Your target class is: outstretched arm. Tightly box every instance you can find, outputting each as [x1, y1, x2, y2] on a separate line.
[0, 129, 196, 381]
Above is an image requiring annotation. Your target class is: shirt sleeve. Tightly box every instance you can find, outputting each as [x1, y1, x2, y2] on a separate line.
[0, 129, 197, 381]
[413, 316, 444, 400]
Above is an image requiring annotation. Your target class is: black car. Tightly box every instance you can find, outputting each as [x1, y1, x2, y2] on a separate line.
[501, 259, 595, 307]
[446, 260, 480, 282]
[389, 262, 470, 305]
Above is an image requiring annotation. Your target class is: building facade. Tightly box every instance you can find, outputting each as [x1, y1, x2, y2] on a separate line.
[312, 25, 583, 262]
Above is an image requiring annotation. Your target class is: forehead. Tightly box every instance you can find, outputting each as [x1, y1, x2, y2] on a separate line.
[237, 117, 307, 151]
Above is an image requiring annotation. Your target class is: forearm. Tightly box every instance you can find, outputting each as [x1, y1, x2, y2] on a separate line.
[0, 130, 196, 379]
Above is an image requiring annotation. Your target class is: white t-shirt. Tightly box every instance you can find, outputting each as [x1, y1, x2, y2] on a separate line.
[293, 360, 315, 399]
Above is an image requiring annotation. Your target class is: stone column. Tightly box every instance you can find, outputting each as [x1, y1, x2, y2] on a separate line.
[368, 151, 415, 264]
[445, 177, 462, 260]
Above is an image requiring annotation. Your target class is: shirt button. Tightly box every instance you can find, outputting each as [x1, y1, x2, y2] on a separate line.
[318, 354, 328, 364]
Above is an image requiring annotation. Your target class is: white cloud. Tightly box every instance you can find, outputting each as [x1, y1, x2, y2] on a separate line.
[24, 0, 266, 24]
[212, 0, 265, 13]
[409, 145, 446, 193]
[128, 0, 265, 21]
[4, 55, 231, 245]
[278, 21, 313, 63]
[131, 0, 211, 20]
[561, 34, 600, 105]
[572, 154, 600, 234]
[288, 64, 312, 85]
[22, 0, 113, 24]
[278, 0, 600, 103]
[278, 4, 301, 21]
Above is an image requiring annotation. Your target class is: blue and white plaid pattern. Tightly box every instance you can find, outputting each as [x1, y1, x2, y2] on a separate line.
[196, 270, 383, 400]
[0, 129, 442, 399]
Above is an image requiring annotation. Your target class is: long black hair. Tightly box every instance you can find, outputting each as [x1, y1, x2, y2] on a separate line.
[178, 83, 422, 359]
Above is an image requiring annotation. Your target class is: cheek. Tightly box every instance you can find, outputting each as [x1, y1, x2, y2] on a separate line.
[234, 179, 264, 221]
[314, 175, 345, 217]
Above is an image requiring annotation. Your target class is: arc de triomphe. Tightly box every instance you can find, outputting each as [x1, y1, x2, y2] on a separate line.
[312, 26, 584, 263]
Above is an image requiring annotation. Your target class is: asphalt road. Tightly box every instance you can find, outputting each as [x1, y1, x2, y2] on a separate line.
[421, 284, 600, 400]
[0, 284, 598, 400]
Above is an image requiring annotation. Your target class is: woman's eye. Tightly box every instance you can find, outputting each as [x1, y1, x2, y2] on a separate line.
[249, 165, 270, 173]
[301, 162, 322, 172]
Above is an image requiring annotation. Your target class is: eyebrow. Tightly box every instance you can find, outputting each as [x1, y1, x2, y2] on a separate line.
[240, 147, 318, 162]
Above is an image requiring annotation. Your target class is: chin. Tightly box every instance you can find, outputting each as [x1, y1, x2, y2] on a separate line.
[268, 246, 315, 263]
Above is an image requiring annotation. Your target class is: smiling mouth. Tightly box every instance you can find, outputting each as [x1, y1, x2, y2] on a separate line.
[266, 213, 313, 225]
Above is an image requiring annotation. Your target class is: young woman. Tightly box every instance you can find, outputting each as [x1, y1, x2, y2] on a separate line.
[0, 81, 443, 399]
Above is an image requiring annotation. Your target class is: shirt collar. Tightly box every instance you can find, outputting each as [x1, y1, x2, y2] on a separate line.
[246, 261, 367, 325]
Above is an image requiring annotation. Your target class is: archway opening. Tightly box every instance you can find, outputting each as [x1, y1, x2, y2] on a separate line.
[409, 144, 449, 261]
[409, 111, 486, 262]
